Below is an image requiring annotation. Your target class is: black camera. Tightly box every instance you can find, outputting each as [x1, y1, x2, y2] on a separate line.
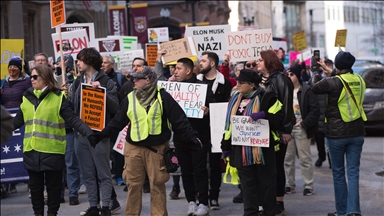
[57, 42, 71, 52]
[310, 50, 321, 73]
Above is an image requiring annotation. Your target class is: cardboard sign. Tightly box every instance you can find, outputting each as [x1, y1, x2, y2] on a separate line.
[95, 38, 124, 55]
[107, 36, 139, 51]
[60, 23, 96, 47]
[335, 29, 347, 47]
[80, 84, 106, 131]
[184, 25, 231, 59]
[160, 37, 198, 64]
[113, 124, 129, 155]
[119, 49, 144, 69]
[145, 43, 158, 67]
[51, 29, 90, 60]
[1, 39, 24, 79]
[225, 28, 273, 62]
[50, 0, 66, 28]
[209, 102, 228, 153]
[293, 31, 307, 52]
[158, 81, 207, 119]
[231, 116, 270, 147]
[148, 27, 169, 42]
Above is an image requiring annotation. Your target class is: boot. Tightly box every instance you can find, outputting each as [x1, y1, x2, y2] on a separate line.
[169, 185, 180, 199]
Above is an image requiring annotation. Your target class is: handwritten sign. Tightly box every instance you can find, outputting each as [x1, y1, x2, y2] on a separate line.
[185, 25, 231, 58]
[159, 37, 198, 65]
[334, 29, 347, 47]
[293, 31, 307, 52]
[113, 124, 129, 155]
[51, 29, 89, 60]
[225, 28, 273, 62]
[119, 49, 144, 69]
[50, 0, 66, 28]
[158, 81, 207, 119]
[209, 102, 228, 153]
[231, 116, 270, 147]
[148, 27, 169, 42]
[80, 84, 106, 131]
[145, 43, 158, 67]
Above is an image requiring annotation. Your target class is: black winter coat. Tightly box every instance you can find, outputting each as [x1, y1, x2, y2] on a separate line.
[296, 82, 320, 138]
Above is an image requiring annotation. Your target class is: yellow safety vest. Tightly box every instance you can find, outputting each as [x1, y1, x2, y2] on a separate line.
[336, 74, 367, 122]
[21, 91, 66, 154]
[127, 87, 164, 142]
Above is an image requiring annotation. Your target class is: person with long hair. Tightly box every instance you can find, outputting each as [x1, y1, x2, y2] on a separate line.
[13, 65, 93, 216]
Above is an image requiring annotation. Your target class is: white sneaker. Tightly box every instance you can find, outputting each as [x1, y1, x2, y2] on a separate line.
[78, 184, 86, 194]
[187, 201, 198, 216]
[193, 204, 209, 216]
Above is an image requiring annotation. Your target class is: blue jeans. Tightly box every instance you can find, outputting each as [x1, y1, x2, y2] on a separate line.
[326, 136, 364, 216]
[65, 130, 84, 198]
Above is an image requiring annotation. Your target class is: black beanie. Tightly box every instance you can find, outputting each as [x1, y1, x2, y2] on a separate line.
[8, 56, 23, 71]
[334, 51, 355, 70]
[287, 64, 302, 82]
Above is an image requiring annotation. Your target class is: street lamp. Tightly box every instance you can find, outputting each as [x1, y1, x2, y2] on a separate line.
[243, 16, 255, 26]
[160, 7, 170, 27]
[185, 0, 200, 26]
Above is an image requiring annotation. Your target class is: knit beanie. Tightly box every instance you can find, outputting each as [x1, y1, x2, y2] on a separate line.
[334, 51, 355, 70]
[287, 64, 302, 82]
[8, 56, 23, 71]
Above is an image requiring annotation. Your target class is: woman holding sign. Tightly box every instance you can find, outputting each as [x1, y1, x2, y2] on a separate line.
[12, 65, 93, 216]
[221, 69, 284, 216]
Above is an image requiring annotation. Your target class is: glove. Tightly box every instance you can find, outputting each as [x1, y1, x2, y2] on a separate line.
[190, 135, 203, 151]
[87, 131, 105, 148]
[249, 111, 266, 121]
[222, 150, 230, 159]
[221, 133, 231, 151]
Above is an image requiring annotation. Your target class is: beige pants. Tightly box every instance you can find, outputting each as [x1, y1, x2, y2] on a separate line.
[123, 141, 170, 216]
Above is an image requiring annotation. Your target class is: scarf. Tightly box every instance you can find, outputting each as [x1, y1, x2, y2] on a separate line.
[134, 81, 158, 108]
[224, 88, 264, 166]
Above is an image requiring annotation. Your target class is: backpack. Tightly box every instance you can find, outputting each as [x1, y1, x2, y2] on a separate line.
[115, 72, 123, 89]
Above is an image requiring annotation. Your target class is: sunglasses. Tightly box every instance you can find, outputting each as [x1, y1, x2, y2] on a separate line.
[246, 62, 257, 68]
[31, 75, 40, 80]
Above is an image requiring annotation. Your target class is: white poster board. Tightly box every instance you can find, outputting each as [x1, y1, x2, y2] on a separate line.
[225, 28, 273, 62]
[51, 29, 90, 60]
[107, 35, 138, 51]
[184, 25, 231, 59]
[158, 81, 207, 119]
[59, 23, 96, 47]
[113, 124, 129, 155]
[94, 37, 124, 55]
[231, 116, 270, 147]
[209, 102, 228, 153]
[148, 27, 169, 42]
[118, 49, 144, 69]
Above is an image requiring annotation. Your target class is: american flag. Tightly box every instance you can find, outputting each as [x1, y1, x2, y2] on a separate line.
[81, 0, 91, 10]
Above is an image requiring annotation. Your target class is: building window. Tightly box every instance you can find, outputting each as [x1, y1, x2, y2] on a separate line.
[327, 6, 330, 20]
[319, 35, 325, 48]
[344, 6, 359, 23]
[337, 6, 340, 21]
[332, 5, 335, 20]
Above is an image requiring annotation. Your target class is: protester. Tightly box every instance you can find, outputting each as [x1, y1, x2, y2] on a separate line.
[12, 65, 93, 216]
[87, 66, 202, 216]
[71, 48, 119, 216]
[1, 105, 13, 145]
[221, 69, 283, 216]
[284, 64, 319, 196]
[312, 51, 366, 216]
[257, 49, 294, 215]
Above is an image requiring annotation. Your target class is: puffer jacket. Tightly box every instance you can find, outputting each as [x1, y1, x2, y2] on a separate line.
[1, 74, 31, 108]
[311, 69, 365, 138]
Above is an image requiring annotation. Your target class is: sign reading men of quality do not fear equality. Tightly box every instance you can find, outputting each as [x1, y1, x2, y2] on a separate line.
[225, 28, 273, 62]
[158, 81, 207, 119]
[231, 116, 270, 148]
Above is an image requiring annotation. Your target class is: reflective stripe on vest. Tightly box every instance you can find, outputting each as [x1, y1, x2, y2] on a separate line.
[336, 74, 367, 122]
[21, 91, 66, 154]
[127, 87, 164, 142]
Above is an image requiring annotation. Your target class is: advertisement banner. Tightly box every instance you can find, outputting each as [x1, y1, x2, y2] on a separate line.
[1, 39, 24, 79]
[108, 5, 127, 36]
[51, 29, 90, 60]
[130, 3, 148, 45]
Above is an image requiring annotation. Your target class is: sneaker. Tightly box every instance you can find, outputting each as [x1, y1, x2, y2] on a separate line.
[258, 206, 264, 216]
[169, 186, 180, 199]
[116, 177, 126, 186]
[275, 201, 285, 215]
[109, 198, 121, 214]
[9, 184, 17, 194]
[303, 188, 314, 196]
[210, 199, 220, 210]
[193, 204, 209, 216]
[79, 184, 87, 194]
[285, 186, 295, 194]
[327, 213, 337, 216]
[315, 158, 325, 167]
[346, 213, 362, 216]
[232, 191, 243, 203]
[80, 206, 100, 216]
[187, 201, 198, 216]
[69, 196, 80, 205]
[100, 206, 111, 216]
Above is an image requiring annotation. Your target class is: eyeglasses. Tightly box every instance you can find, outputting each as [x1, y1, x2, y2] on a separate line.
[246, 62, 257, 68]
[35, 59, 46, 62]
[31, 75, 40, 80]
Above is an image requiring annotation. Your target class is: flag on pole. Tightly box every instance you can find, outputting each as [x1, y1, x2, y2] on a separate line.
[81, 0, 91, 10]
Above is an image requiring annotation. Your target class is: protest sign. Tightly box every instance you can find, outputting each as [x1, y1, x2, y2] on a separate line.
[158, 81, 207, 119]
[95, 37, 124, 55]
[145, 43, 158, 67]
[107, 36, 138, 51]
[225, 28, 273, 62]
[159, 37, 198, 64]
[334, 29, 347, 47]
[119, 49, 144, 69]
[148, 27, 169, 42]
[209, 102, 228, 153]
[185, 25, 231, 58]
[1, 39, 24, 79]
[293, 30, 307, 52]
[113, 124, 129, 155]
[52, 29, 90, 60]
[60, 23, 96, 46]
[231, 116, 270, 147]
[50, 0, 66, 28]
[1, 108, 29, 183]
[80, 84, 106, 131]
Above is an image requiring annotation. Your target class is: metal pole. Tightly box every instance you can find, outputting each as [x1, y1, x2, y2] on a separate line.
[191, 2, 196, 26]
[310, 9, 314, 47]
[126, 0, 131, 35]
